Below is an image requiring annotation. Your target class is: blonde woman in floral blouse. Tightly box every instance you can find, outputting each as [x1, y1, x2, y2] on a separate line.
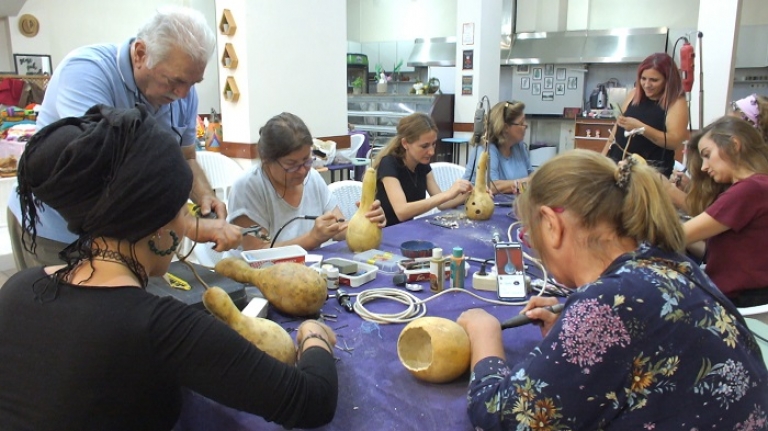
[458, 150, 768, 430]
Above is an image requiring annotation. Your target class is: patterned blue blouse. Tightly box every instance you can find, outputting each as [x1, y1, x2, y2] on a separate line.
[467, 244, 768, 430]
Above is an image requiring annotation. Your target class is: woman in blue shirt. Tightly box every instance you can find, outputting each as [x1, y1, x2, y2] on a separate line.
[462, 101, 533, 194]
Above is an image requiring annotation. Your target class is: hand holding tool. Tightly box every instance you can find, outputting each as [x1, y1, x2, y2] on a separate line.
[500, 303, 564, 329]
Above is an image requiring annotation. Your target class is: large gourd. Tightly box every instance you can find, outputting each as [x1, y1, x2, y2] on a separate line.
[203, 286, 296, 365]
[397, 317, 470, 383]
[465, 149, 494, 220]
[215, 258, 327, 316]
[346, 167, 382, 252]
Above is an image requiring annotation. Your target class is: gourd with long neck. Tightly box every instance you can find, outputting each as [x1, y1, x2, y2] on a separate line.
[465, 149, 494, 220]
[346, 167, 382, 252]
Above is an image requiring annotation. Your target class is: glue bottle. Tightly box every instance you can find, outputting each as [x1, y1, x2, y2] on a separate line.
[429, 248, 445, 293]
[450, 247, 465, 289]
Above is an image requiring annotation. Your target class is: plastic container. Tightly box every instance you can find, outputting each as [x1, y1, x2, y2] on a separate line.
[326, 267, 340, 290]
[241, 245, 307, 269]
[429, 248, 446, 293]
[450, 247, 466, 289]
[353, 249, 408, 274]
[311, 259, 377, 287]
[399, 259, 451, 283]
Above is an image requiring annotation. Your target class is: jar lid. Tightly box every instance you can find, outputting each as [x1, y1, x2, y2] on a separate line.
[452, 246, 463, 257]
[327, 267, 339, 277]
[432, 247, 443, 259]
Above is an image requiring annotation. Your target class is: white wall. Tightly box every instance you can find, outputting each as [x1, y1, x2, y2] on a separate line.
[352, 0, 457, 42]
[0, 18, 11, 72]
[4, 0, 220, 113]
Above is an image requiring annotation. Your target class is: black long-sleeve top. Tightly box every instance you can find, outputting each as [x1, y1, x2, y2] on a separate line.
[0, 268, 337, 431]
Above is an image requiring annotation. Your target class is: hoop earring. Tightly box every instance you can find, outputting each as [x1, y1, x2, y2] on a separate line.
[148, 230, 180, 256]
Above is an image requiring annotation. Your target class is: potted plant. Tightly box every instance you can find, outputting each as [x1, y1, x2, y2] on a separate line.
[351, 76, 364, 94]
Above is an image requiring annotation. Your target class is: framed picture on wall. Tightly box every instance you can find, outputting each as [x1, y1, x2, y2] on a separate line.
[13, 53, 52, 75]
[532, 67, 542, 80]
[544, 77, 554, 90]
[567, 76, 578, 90]
[521, 77, 530, 90]
[544, 64, 554, 76]
[556, 67, 566, 80]
[542, 91, 555, 101]
[516, 64, 530, 74]
[555, 83, 565, 95]
[532, 82, 541, 95]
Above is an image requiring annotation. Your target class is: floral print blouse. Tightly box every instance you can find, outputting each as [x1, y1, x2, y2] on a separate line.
[467, 244, 768, 430]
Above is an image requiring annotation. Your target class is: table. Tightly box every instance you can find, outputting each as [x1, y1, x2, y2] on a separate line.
[441, 137, 470, 165]
[175, 207, 544, 431]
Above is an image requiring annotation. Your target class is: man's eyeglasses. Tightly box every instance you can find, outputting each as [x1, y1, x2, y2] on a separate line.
[276, 157, 315, 173]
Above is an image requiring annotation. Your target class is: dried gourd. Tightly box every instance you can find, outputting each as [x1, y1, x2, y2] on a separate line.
[465, 149, 494, 220]
[203, 286, 296, 365]
[215, 258, 327, 316]
[346, 167, 382, 252]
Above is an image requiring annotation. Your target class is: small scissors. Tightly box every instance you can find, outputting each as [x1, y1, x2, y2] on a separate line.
[241, 225, 271, 243]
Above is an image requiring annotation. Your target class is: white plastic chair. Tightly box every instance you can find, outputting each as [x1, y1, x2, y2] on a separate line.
[739, 304, 768, 325]
[328, 180, 363, 221]
[195, 151, 245, 201]
[430, 162, 465, 192]
[188, 152, 245, 267]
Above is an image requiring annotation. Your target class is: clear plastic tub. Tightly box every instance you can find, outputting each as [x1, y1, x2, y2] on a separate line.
[242, 245, 307, 268]
[352, 249, 407, 273]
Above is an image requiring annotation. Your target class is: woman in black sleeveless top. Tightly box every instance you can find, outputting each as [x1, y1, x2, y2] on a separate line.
[604, 53, 689, 177]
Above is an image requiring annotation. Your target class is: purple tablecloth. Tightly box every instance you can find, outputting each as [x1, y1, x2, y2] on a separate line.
[175, 207, 543, 431]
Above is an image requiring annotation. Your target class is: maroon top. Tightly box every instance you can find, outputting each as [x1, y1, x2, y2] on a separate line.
[705, 173, 768, 297]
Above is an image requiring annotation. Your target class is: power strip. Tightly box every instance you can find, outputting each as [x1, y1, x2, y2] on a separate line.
[472, 271, 497, 292]
[241, 297, 269, 318]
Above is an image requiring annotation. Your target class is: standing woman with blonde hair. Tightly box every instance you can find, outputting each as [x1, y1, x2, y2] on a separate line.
[683, 115, 768, 307]
[604, 53, 690, 177]
[373, 112, 472, 226]
[462, 100, 533, 194]
[458, 149, 767, 429]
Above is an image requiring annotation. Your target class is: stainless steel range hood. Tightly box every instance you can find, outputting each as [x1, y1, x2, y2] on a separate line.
[582, 27, 669, 63]
[407, 37, 457, 67]
[503, 31, 587, 65]
[502, 27, 668, 65]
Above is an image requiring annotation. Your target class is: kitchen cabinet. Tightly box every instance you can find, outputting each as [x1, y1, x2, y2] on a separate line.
[573, 118, 614, 153]
[361, 43, 379, 73]
[735, 25, 768, 68]
[396, 40, 415, 72]
[360, 40, 418, 74]
[348, 94, 455, 161]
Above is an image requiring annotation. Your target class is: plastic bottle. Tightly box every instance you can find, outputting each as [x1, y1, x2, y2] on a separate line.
[450, 247, 465, 289]
[429, 248, 445, 293]
[326, 267, 340, 290]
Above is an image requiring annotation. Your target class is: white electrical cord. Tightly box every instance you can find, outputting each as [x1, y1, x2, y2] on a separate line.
[350, 286, 528, 325]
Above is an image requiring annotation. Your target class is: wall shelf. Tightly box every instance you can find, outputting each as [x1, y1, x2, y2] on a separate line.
[221, 43, 238, 69]
[223, 76, 240, 102]
[219, 9, 236, 35]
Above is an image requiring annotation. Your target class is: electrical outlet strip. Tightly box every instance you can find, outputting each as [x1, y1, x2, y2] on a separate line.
[241, 297, 269, 318]
[472, 271, 497, 292]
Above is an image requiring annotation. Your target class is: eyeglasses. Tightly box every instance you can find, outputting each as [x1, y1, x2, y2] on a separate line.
[276, 157, 315, 173]
[511, 122, 529, 129]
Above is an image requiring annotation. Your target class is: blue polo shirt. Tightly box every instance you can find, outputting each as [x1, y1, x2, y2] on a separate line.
[462, 141, 533, 183]
[8, 38, 200, 243]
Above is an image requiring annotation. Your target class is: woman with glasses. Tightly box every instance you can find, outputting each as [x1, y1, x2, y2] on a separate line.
[373, 112, 473, 226]
[457, 150, 767, 430]
[228, 112, 385, 251]
[603, 52, 690, 177]
[462, 101, 533, 194]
